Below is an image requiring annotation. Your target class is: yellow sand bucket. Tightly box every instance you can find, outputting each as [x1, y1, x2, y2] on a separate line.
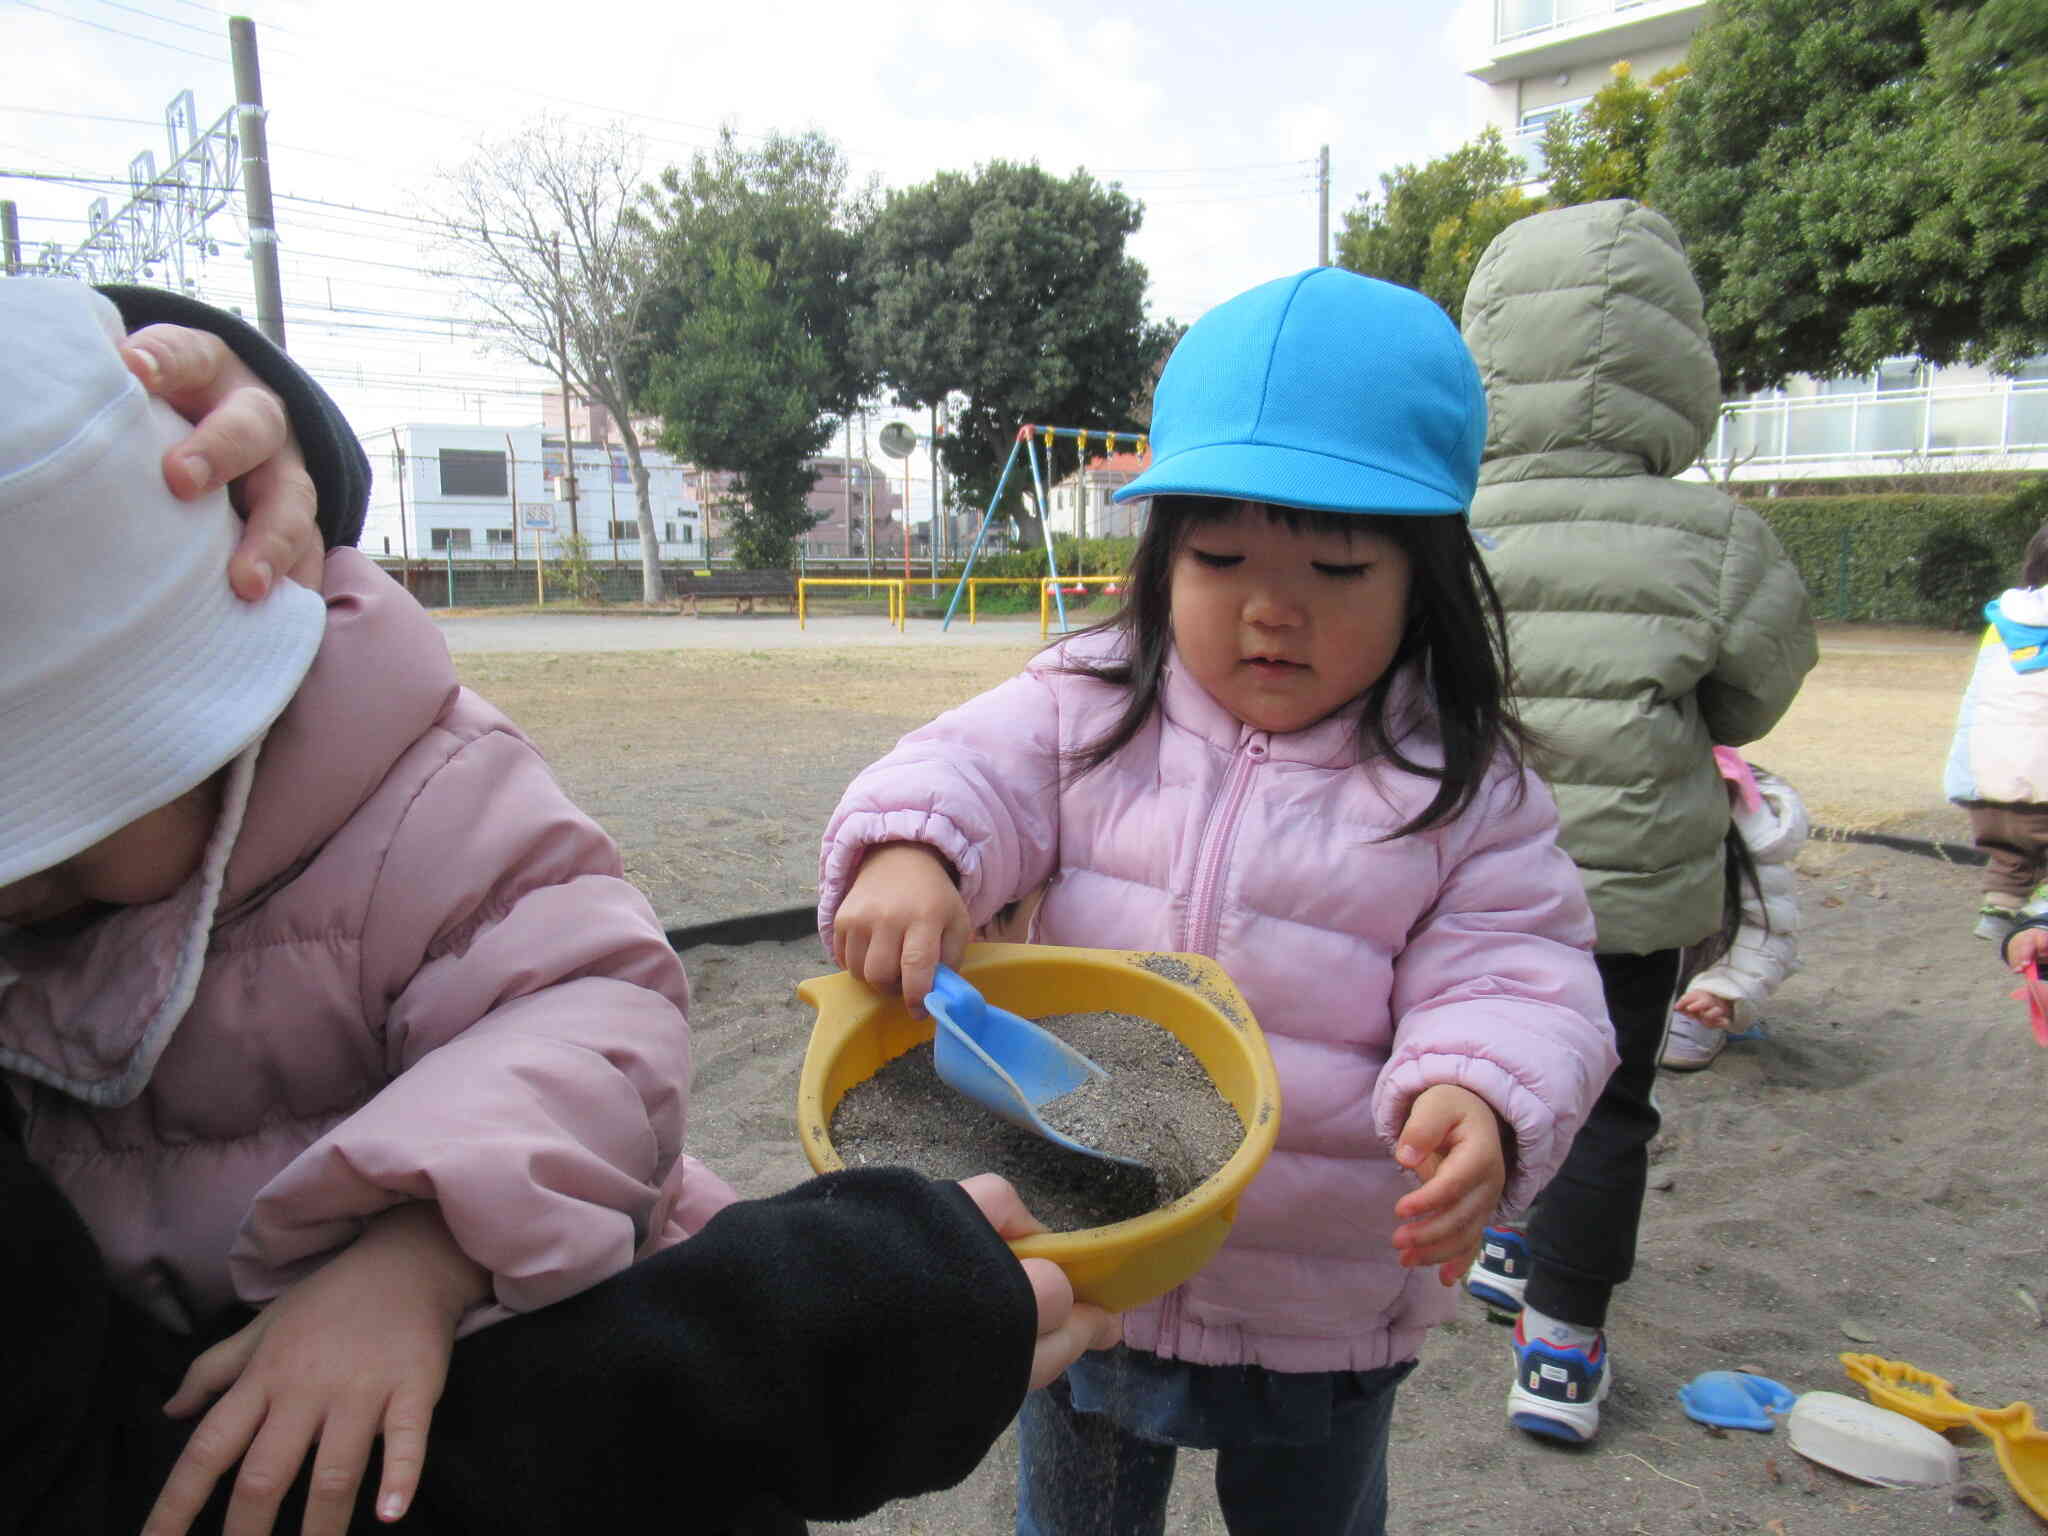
[796, 941, 1281, 1312]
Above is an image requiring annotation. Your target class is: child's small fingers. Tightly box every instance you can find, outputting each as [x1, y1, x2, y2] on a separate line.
[141, 1388, 269, 1536]
[301, 1410, 380, 1536]
[163, 1328, 259, 1417]
[372, 1389, 438, 1524]
[901, 919, 956, 1013]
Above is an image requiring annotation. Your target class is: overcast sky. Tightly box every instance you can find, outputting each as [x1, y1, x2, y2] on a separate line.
[6, 0, 1494, 487]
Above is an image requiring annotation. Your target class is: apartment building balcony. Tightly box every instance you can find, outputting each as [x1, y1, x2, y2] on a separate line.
[1695, 364, 2048, 483]
[1471, 0, 1711, 83]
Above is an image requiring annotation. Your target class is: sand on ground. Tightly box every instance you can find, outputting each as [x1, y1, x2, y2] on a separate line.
[453, 616, 2046, 1535]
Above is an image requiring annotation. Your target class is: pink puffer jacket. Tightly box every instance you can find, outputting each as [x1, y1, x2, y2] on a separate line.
[4, 551, 733, 1334]
[820, 633, 1615, 1372]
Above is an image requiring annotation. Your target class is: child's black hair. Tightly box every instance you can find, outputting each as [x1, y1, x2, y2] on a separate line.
[1057, 495, 1531, 839]
[2021, 521, 2048, 590]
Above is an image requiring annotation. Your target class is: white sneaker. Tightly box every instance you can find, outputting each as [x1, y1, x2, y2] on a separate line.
[1977, 905, 2023, 942]
[1659, 1011, 1726, 1072]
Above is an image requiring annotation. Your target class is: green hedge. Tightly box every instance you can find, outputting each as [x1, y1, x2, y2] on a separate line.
[941, 536, 1140, 615]
[1752, 483, 2046, 628]
[966, 535, 1140, 580]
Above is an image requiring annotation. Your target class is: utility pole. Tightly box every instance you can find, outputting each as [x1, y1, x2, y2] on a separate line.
[930, 400, 941, 584]
[390, 429, 410, 588]
[552, 232, 581, 544]
[0, 202, 20, 275]
[1317, 145, 1330, 267]
[860, 411, 874, 580]
[228, 18, 285, 347]
[503, 433, 520, 573]
[841, 417, 853, 559]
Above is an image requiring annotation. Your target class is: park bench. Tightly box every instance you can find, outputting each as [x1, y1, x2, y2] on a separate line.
[672, 568, 797, 617]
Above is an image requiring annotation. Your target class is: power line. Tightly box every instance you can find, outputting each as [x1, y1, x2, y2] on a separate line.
[1093, 157, 1316, 176]
[0, 107, 162, 128]
[80, 0, 230, 39]
[15, 1, 227, 62]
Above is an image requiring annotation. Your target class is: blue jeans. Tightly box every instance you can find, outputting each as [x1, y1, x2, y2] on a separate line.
[1015, 1346, 1414, 1536]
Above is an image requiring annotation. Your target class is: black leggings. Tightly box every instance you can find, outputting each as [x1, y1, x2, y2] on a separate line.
[1520, 949, 1682, 1331]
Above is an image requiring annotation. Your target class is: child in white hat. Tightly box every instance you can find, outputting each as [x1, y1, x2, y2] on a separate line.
[2, 278, 1085, 1536]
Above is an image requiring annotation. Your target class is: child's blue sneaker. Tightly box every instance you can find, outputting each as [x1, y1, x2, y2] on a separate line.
[1465, 1225, 1529, 1314]
[1507, 1315, 1611, 1443]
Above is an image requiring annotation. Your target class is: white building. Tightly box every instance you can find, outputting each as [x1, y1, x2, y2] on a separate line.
[1043, 451, 1152, 539]
[1465, 0, 2048, 483]
[1469, 0, 1709, 184]
[360, 423, 703, 564]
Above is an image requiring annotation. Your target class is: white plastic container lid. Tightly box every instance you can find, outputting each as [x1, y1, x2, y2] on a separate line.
[1786, 1391, 1962, 1488]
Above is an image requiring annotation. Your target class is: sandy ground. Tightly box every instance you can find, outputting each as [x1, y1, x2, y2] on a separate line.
[450, 616, 2048, 1535]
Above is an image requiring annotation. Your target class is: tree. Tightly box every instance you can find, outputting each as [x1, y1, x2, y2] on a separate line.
[1336, 128, 1544, 323]
[1649, 0, 2048, 389]
[856, 162, 1172, 547]
[439, 117, 667, 603]
[1540, 62, 1686, 207]
[635, 128, 874, 570]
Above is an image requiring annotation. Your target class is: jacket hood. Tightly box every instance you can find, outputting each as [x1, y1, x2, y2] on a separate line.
[1460, 199, 1722, 484]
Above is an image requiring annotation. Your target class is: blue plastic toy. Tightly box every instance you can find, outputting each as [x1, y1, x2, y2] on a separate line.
[1679, 1370, 1798, 1431]
[925, 965, 1142, 1166]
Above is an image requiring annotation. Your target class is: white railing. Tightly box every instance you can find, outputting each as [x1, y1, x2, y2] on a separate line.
[1708, 376, 2048, 470]
[1495, 0, 1660, 47]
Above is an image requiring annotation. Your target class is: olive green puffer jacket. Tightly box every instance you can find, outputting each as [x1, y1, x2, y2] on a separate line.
[1461, 200, 1817, 956]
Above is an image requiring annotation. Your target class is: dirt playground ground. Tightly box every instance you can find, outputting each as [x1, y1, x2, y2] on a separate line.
[456, 617, 2048, 1535]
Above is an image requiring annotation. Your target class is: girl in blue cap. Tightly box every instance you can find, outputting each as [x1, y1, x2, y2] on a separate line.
[821, 267, 1617, 1535]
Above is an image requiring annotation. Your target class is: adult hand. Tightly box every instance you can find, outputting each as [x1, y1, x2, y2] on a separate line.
[142, 1204, 489, 1536]
[832, 842, 972, 1013]
[959, 1174, 1120, 1391]
[1390, 1084, 1510, 1287]
[122, 324, 322, 599]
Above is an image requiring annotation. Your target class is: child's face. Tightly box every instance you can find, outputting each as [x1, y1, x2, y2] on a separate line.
[0, 776, 222, 927]
[1169, 502, 1411, 735]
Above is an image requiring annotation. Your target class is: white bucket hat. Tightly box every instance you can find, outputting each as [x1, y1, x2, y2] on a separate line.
[0, 278, 326, 890]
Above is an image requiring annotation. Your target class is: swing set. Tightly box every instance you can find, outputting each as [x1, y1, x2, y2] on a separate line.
[940, 423, 1150, 633]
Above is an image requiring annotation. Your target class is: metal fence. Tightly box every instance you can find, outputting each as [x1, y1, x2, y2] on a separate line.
[1714, 376, 2048, 471]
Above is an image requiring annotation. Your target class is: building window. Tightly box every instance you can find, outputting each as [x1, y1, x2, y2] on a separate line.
[486, 527, 514, 547]
[1513, 99, 1588, 180]
[608, 519, 639, 542]
[438, 449, 508, 498]
[429, 528, 473, 552]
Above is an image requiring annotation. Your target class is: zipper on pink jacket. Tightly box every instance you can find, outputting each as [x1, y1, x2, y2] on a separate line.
[1182, 733, 1267, 957]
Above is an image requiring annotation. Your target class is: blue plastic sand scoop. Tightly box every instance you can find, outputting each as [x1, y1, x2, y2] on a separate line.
[1679, 1370, 1797, 1431]
[925, 965, 1143, 1167]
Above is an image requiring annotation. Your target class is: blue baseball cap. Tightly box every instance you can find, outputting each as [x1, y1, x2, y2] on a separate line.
[1113, 268, 1485, 516]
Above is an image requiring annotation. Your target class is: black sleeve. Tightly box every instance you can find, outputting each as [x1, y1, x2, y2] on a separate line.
[96, 285, 367, 549]
[417, 1167, 1040, 1532]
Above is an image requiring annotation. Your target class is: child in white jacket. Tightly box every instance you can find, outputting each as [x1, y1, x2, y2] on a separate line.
[1661, 748, 1809, 1071]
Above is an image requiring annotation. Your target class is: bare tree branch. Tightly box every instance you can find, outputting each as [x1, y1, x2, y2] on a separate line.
[432, 116, 669, 602]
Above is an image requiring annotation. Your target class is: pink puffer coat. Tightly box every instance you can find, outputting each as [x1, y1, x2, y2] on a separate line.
[4, 551, 733, 1334]
[820, 633, 1615, 1372]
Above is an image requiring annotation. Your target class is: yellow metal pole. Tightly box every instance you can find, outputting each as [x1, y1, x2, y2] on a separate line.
[798, 579, 807, 630]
